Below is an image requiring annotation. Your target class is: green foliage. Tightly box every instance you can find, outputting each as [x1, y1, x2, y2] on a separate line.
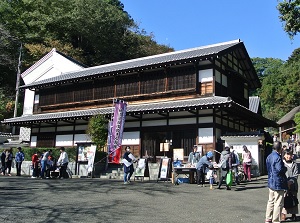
[0, 0, 173, 68]
[253, 52, 300, 123]
[277, 0, 300, 39]
[293, 112, 300, 134]
[86, 115, 109, 150]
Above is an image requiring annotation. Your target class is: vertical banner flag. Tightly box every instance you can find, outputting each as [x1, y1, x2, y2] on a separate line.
[108, 100, 127, 163]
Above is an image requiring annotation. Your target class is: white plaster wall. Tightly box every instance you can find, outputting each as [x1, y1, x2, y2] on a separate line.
[22, 89, 35, 115]
[124, 121, 140, 128]
[31, 136, 37, 147]
[222, 136, 263, 176]
[198, 128, 213, 143]
[74, 134, 91, 143]
[199, 116, 213, 123]
[40, 127, 56, 133]
[56, 134, 73, 147]
[75, 125, 88, 131]
[199, 69, 213, 82]
[169, 117, 196, 125]
[122, 131, 140, 145]
[142, 119, 166, 127]
[57, 126, 74, 131]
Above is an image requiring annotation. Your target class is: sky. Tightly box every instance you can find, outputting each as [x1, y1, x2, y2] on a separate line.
[121, 0, 300, 61]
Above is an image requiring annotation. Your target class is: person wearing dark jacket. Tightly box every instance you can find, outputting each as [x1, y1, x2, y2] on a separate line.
[15, 147, 25, 176]
[1, 149, 6, 175]
[4, 148, 13, 176]
[265, 141, 288, 223]
[217, 146, 232, 190]
[122, 146, 136, 184]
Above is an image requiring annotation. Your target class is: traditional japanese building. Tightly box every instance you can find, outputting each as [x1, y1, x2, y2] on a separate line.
[2, 39, 277, 161]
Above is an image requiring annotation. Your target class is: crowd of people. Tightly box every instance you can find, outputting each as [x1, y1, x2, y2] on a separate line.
[189, 145, 252, 190]
[0, 147, 69, 179]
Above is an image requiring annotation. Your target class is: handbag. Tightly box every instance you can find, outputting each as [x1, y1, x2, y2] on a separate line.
[284, 192, 299, 209]
[226, 170, 233, 187]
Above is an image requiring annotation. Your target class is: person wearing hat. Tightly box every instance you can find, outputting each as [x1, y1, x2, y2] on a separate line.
[188, 145, 201, 166]
[195, 151, 214, 187]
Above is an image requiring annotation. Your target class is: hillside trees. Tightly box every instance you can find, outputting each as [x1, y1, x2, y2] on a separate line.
[253, 48, 300, 121]
[0, 0, 173, 124]
[277, 0, 300, 39]
[0, 0, 172, 68]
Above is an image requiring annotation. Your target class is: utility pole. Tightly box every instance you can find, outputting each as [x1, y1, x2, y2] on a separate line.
[12, 43, 22, 135]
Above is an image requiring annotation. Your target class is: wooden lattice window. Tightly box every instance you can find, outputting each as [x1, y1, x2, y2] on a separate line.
[94, 79, 115, 99]
[39, 92, 55, 106]
[140, 71, 165, 94]
[37, 135, 55, 147]
[116, 76, 139, 97]
[56, 89, 73, 104]
[200, 82, 213, 96]
[74, 86, 93, 102]
[168, 66, 195, 91]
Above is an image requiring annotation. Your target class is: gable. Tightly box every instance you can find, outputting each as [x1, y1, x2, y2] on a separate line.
[21, 48, 86, 85]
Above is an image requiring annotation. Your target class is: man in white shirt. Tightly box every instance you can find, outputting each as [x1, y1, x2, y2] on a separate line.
[57, 147, 69, 179]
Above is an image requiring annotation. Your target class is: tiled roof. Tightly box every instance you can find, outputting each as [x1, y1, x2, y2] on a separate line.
[221, 131, 264, 138]
[20, 40, 243, 89]
[2, 96, 277, 128]
[2, 96, 232, 124]
[277, 105, 300, 125]
[21, 48, 87, 79]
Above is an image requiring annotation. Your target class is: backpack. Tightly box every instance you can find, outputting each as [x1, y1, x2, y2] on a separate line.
[231, 152, 236, 164]
[220, 153, 230, 169]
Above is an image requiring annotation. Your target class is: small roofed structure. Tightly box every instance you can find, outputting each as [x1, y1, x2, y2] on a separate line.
[277, 105, 300, 142]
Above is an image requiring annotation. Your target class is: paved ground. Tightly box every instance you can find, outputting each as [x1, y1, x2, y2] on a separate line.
[0, 174, 294, 223]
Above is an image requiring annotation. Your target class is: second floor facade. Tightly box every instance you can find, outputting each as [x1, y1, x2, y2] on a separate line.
[21, 40, 260, 114]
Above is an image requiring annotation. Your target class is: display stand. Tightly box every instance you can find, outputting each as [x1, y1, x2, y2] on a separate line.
[157, 157, 172, 182]
[134, 158, 150, 181]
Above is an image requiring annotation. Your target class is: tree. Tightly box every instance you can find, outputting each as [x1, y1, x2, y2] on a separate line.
[86, 115, 109, 150]
[293, 112, 300, 134]
[277, 0, 300, 39]
[0, 0, 173, 68]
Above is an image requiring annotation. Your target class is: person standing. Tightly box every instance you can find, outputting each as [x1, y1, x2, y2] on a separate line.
[1, 149, 6, 175]
[31, 151, 41, 178]
[15, 147, 25, 176]
[217, 146, 232, 190]
[188, 145, 201, 166]
[265, 141, 288, 223]
[57, 147, 69, 179]
[4, 148, 13, 176]
[122, 146, 136, 184]
[281, 149, 298, 221]
[242, 145, 252, 182]
[195, 151, 213, 187]
[230, 146, 240, 185]
[41, 149, 52, 178]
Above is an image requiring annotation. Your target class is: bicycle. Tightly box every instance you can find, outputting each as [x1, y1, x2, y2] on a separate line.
[237, 165, 245, 182]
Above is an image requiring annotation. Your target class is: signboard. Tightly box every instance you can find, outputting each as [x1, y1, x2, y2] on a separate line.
[135, 158, 146, 177]
[157, 158, 171, 181]
[76, 143, 97, 176]
[173, 148, 184, 161]
[107, 100, 127, 163]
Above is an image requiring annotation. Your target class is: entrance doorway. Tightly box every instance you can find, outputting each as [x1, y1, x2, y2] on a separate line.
[141, 128, 196, 162]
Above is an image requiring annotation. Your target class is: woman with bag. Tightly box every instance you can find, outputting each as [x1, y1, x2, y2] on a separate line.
[281, 149, 298, 221]
[217, 146, 232, 190]
[242, 145, 252, 182]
